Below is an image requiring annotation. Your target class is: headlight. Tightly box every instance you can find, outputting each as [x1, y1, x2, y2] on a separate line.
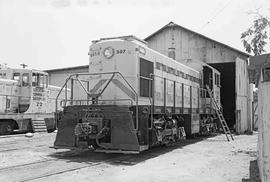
[103, 47, 114, 59]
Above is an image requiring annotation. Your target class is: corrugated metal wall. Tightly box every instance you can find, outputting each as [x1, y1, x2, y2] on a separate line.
[46, 67, 88, 87]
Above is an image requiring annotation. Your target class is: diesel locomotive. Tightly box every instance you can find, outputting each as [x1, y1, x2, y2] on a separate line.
[53, 36, 221, 153]
[0, 67, 68, 135]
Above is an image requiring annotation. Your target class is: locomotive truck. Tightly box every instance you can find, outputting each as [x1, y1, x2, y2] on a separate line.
[53, 35, 221, 153]
[0, 66, 67, 135]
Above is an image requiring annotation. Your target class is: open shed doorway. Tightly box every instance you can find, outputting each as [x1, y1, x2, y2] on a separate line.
[209, 62, 236, 129]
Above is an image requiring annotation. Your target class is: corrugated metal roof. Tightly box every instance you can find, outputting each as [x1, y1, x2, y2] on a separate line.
[44, 65, 88, 72]
[145, 22, 250, 58]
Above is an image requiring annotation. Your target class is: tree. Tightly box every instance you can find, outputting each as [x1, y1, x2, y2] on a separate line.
[241, 14, 270, 55]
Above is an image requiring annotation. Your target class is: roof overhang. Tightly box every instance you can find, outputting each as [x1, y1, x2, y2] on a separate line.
[145, 22, 250, 58]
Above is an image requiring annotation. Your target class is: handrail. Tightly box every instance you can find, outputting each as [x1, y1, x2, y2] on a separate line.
[60, 99, 133, 107]
[55, 72, 139, 130]
[149, 74, 155, 129]
[152, 74, 201, 89]
[55, 75, 73, 113]
[75, 75, 91, 96]
[95, 73, 115, 98]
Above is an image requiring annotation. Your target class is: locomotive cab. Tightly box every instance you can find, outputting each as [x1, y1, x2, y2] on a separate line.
[202, 65, 221, 110]
[0, 68, 48, 113]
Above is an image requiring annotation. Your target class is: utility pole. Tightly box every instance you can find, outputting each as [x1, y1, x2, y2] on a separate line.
[20, 63, 28, 69]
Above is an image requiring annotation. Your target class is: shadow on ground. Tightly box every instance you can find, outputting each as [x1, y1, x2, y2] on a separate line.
[242, 159, 261, 182]
[48, 134, 219, 166]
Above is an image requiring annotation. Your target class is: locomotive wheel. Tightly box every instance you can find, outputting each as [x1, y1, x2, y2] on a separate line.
[0, 122, 13, 135]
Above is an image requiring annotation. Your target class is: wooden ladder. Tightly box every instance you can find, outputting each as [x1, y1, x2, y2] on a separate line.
[206, 85, 234, 141]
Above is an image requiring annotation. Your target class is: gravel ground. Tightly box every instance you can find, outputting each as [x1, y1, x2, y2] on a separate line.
[0, 132, 259, 182]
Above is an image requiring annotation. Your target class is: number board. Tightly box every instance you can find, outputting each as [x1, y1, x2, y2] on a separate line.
[90, 48, 126, 58]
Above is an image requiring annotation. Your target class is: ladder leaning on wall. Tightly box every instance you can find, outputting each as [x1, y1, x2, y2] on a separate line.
[206, 85, 234, 142]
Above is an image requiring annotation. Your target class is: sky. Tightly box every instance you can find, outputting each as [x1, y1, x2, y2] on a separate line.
[0, 0, 269, 70]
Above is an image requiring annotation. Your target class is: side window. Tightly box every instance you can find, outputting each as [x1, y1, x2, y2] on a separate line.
[203, 66, 213, 90]
[214, 73, 220, 87]
[217, 74, 220, 87]
[263, 67, 270, 82]
[44, 75, 48, 87]
[140, 58, 153, 97]
[214, 73, 217, 85]
[13, 73, 20, 82]
[40, 74, 45, 87]
[1, 73, 6, 78]
[32, 73, 40, 86]
[22, 73, 29, 86]
[13, 73, 20, 81]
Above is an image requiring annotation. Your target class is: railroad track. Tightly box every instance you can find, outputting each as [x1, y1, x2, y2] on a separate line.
[0, 158, 57, 171]
[0, 144, 178, 182]
[0, 133, 55, 149]
[0, 144, 48, 153]
[0, 135, 194, 182]
[0, 151, 131, 182]
[0, 149, 86, 171]
[0, 133, 26, 139]
[0, 139, 50, 152]
[0, 147, 30, 153]
[0, 132, 55, 141]
[20, 157, 125, 182]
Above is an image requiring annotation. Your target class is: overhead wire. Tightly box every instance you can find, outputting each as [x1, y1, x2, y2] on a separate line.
[198, 0, 234, 32]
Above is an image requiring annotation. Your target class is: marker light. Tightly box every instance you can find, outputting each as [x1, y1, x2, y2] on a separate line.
[103, 47, 114, 59]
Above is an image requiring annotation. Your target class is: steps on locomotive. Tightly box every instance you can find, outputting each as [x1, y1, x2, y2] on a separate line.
[31, 119, 48, 133]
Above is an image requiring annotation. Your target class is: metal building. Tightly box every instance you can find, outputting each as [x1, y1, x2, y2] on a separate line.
[45, 65, 88, 87]
[145, 22, 252, 134]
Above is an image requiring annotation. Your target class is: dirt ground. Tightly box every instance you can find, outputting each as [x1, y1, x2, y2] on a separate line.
[0, 132, 259, 182]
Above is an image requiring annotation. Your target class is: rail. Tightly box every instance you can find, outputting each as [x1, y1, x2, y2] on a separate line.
[55, 72, 139, 130]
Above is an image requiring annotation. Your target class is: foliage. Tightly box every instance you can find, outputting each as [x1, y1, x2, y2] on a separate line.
[241, 15, 270, 55]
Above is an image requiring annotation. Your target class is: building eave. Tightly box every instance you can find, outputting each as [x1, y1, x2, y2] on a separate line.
[44, 65, 89, 73]
[145, 22, 250, 58]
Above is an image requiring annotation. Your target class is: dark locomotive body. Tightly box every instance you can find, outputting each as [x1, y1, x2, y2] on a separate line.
[54, 36, 221, 153]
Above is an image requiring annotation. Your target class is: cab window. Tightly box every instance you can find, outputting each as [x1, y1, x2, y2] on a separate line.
[22, 73, 29, 86]
[13, 73, 20, 82]
[32, 73, 48, 87]
[44, 75, 48, 87]
[140, 58, 153, 97]
[214, 73, 220, 87]
[32, 73, 40, 86]
[40, 74, 45, 87]
[0, 73, 6, 78]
